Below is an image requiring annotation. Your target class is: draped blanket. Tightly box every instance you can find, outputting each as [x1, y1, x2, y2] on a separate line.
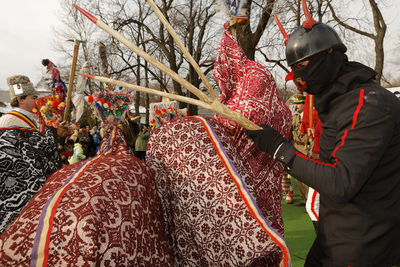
[0, 127, 60, 234]
[213, 26, 291, 142]
[213, 27, 292, 251]
[147, 117, 290, 266]
[0, 127, 172, 266]
[146, 26, 292, 266]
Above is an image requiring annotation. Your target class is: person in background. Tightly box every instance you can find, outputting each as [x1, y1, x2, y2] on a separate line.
[134, 124, 150, 161]
[76, 123, 95, 158]
[305, 105, 322, 233]
[67, 138, 87, 164]
[0, 75, 71, 233]
[289, 94, 309, 206]
[120, 117, 140, 155]
[60, 137, 75, 165]
[41, 59, 67, 101]
[247, 2, 400, 265]
[90, 124, 102, 154]
[58, 123, 79, 166]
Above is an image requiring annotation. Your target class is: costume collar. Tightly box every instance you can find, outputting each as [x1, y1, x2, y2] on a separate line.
[8, 108, 39, 131]
[13, 108, 37, 122]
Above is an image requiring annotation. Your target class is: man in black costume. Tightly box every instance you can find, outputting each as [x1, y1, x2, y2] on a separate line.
[247, 1, 400, 266]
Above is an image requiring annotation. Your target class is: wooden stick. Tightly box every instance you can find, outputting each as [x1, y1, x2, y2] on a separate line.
[210, 99, 261, 130]
[78, 72, 261, 130]
[64, 41, 80, 122]
[78, 72, 210, 109]
[73, 4, 211, 104]
[146, 0, 218, 101]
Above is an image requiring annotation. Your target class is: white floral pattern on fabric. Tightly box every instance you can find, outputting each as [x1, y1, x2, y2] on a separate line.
[147, 117, 287, 266]
[0, 128, 172, 266]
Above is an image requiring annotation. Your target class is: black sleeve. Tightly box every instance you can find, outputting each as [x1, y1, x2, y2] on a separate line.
[287, 89, 394, 203]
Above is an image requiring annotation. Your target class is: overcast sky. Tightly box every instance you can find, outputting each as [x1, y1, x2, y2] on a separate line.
[0, 1, 399, 92]
[0, 0, 62, 91]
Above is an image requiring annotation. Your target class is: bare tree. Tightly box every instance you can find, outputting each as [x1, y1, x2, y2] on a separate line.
[55, 0, 396, 114]
[268, 0, 390, 87]
[97, 0, 221, 115]
[54, 0, 107, 94]
[233, 0, 278, 60]
[326, 0, 387, 84]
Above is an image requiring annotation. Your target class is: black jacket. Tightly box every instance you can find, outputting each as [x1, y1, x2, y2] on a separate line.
[288, 62, 400, 266]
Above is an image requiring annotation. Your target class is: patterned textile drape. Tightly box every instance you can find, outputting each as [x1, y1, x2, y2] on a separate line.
[0, 127, 172, 266]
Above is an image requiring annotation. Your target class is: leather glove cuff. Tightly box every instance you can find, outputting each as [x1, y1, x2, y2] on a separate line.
[273, 141, 296, 166]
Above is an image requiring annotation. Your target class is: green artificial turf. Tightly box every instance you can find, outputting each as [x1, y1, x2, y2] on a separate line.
[281, 182, 316, 267]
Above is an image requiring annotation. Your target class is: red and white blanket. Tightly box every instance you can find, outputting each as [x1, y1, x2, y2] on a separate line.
[0, 127, 172, 266]
[146, 26, 292, 266]
[213, 27, 292, 242]
[147, 117, 290, 266]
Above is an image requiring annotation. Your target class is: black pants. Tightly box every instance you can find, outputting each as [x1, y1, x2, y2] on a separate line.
[304, 238, 323, 267]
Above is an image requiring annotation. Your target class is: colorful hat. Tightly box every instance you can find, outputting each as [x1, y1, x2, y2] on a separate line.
[85, 91, 132, 125]
[7, 75, 38, 100]
[293, 94, 305, 104]
[149, 101, 182, 128]
[33, 94, 66, 128]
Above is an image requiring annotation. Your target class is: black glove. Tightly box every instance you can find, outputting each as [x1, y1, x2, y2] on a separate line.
[246, 124, 296, 166]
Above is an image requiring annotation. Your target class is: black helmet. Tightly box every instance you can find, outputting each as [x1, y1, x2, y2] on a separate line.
[286, 23, 346, 66]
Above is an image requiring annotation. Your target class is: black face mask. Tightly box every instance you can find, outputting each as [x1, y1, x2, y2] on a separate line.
[293, 50, 345, 95]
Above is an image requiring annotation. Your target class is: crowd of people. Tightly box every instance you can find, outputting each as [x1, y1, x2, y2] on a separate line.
[59, 118, 152, 165]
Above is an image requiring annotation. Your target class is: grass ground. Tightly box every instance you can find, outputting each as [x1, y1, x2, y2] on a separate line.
[281, 182, 316, 267]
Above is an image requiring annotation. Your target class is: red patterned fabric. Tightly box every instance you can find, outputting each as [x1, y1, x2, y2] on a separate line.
[0, 127, 172, 266]
[147, 117, 287, 266]
[213, 26, 291, 141]
[146, 27, 292, 266]
[213, 28, 291, 230]
[215, 24, 292, 246]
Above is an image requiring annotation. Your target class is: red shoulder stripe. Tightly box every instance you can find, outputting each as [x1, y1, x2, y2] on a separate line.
[332, 89, 364, 157]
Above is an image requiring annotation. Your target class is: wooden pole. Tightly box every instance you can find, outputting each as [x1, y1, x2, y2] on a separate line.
[73, 4, 211, 105]
[64, 41, 80, 122]
[78, 72, 261, 130]
[146, 0, 218, 101]
[309, 94, 313, 129]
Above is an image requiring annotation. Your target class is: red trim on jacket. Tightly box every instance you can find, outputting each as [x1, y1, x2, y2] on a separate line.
[333, 90, 364, 157]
